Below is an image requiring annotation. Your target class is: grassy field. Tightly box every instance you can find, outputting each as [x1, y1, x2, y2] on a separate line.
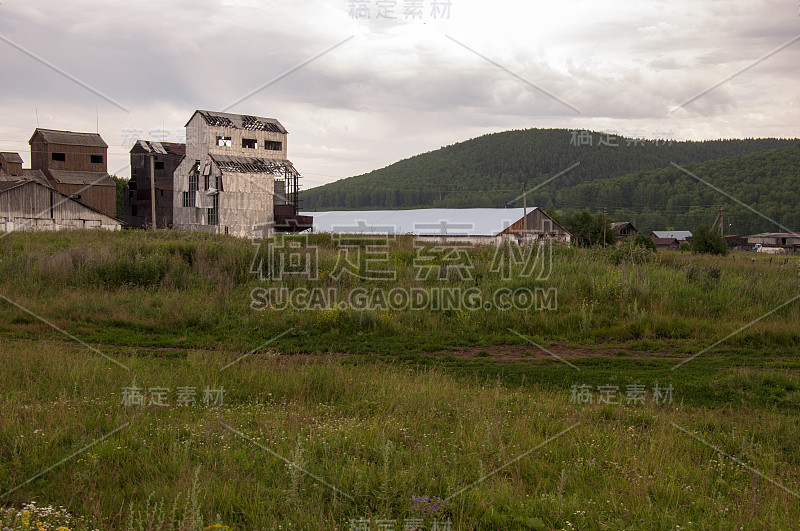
[1, 230, 799, 529]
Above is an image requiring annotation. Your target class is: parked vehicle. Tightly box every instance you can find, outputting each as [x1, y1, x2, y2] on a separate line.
[753, 244, 787, 254]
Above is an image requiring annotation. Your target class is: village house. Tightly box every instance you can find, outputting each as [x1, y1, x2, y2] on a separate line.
[650, 230, 691, 250]
[125, 140, 185, 229]
[650, 230, 692, 242]
[28, 128, 116, 218]
[173, 110, 310, 238]
[611, 221, 637, 239]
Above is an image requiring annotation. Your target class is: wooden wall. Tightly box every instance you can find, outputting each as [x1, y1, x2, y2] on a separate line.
[0, 182, 120, 231]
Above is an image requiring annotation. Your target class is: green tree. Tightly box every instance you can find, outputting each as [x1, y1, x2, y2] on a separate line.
[633, 233, 657, 251]
[562, 210, 617, 247]
[112, 175, 128, 220]
[691, 225, 728, 255]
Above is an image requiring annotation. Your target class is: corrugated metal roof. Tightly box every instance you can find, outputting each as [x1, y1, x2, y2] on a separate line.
[187, 110, 287, 134]
[29, 128, 108, 148]
[48, 170, 114, 186]
[302, 208, 535, 236]
[651, 230, 692, 240]
[0, 152, 23, 164]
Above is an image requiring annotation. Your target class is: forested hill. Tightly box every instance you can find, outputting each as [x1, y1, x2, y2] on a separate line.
[300, 129, 797, 211]
[553, 144, 800, 236]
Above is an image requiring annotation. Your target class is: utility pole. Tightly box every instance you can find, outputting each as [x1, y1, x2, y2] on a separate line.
[150, 152, 157, 229]
[602, 207, 607, 248]
[711, 205, 724, 236]
[522, 183, 527, 240]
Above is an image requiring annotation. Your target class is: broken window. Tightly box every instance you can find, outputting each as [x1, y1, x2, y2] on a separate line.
[91, 155, 103, 164]
[216, 136, 232, 147]
[187, 171, 199, 206]
[155, 161, 165, 170]
[242, 138, 257, 149]
[51, 152, 66, 162]
[207, 194, 219, 226]
[264, 141, 282, 151]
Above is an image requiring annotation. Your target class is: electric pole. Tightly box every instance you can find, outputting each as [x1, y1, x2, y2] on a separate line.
[150, 152, 157, 229]
[522, 183, 527, 239]
[602, 207, 607, 248]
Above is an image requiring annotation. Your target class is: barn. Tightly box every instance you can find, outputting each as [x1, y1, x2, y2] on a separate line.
[305, 207, 571, 245]
[0, 179, 121, 232]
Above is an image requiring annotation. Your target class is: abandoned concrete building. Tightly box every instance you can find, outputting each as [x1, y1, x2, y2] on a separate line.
[124, 140, 185, 229]
[173, 110, 311, 238]
[28, 128, 116, 218]
[0, 150, 120, 232]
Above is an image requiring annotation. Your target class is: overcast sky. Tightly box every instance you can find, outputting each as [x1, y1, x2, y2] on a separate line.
[0, 0, 798, 188]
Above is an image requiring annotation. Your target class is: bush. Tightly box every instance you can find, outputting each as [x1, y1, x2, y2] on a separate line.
[633, 233, 657, 251]
[691, 225, 728, 255]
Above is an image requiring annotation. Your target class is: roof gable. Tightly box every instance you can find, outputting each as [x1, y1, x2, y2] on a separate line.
[651, 230, 692, 240]
[186, 110, 287, 134]
[130, 140, 186, 156]
[0, 152, 23, 164]
[29, 128, 108, 148]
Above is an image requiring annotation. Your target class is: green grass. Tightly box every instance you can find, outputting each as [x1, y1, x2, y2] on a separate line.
[1, 340, 800, 529]
[1, 230, 799, 529]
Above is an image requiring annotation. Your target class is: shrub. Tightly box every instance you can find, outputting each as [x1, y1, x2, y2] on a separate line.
[691, 225, 728, 255]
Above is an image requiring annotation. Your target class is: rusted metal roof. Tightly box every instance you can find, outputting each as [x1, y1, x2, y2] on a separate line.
[29, 128, 108, 148]
[48, 170, 115, 186]
[210, 154, 298, 176]
[0, 152, 23, 164]
[187, 110, 287, 134]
